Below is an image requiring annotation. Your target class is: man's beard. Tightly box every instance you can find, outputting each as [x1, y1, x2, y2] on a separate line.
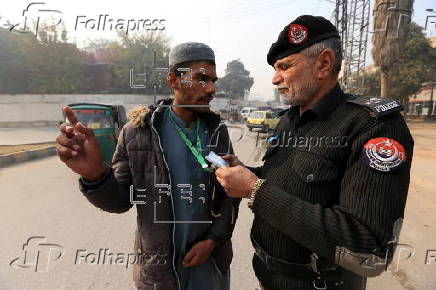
[179, 86, 212, 112]
[280, 73, 320, 106]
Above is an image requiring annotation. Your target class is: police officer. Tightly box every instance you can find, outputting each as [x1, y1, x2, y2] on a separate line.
[215, 15, 414, 289]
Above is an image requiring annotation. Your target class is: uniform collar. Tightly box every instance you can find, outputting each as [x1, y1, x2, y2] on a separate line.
[307, 83, 344, 120]
[284, 83, 344, 125]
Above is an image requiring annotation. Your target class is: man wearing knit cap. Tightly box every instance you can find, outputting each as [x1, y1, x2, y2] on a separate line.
[56, 42, 238, 290]
[216, 15, 414, 289]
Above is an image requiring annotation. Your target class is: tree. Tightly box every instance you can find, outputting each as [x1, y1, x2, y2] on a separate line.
[358, 22, 435, 102]
[216, 59, 254, 99]
[0, 27, 36, 93]
[390, 23, 436, 103]
[350, 70, 381, 97]
[0, 18, 172, 94]
[372, 0, 414, 97]
[0, 20, 89, 93]
[107, 30, 172, 94]
[31, 22, 88, 93]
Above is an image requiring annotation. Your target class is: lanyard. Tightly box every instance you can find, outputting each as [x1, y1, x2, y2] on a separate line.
[167, 109, 211, 171]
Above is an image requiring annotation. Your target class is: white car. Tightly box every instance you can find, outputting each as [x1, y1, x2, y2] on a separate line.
[240, 107, 257, 120]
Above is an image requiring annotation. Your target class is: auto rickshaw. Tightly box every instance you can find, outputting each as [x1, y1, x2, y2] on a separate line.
[63, 103, 127, 164]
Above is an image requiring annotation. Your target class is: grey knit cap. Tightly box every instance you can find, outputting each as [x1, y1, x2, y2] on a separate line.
[169, 42, 215, 66]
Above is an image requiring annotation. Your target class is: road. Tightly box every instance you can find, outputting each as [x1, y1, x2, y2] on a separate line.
[0, 127, 58, 145]
[1, 122, 436, 290]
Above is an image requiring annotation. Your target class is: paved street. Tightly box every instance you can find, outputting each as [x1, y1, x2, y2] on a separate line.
[0, 127, 58, 145]
[0, 122, 435, 289]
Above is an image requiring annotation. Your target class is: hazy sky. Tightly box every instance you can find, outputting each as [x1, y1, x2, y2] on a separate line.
[1, 0, 434, 100]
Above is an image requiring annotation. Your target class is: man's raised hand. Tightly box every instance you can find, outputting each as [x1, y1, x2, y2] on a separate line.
[56, 106, 106, 181]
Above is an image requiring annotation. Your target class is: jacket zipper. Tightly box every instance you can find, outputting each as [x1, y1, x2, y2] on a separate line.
[208, 122, 224, 212]
[150, 108, 224, 289]
[150, 108, 181, 290]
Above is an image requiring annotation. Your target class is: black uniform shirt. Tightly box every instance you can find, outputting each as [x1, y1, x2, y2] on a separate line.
[250, 84, 414, 288]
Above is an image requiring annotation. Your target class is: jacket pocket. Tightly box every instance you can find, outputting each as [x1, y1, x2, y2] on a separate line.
[292, 150, 340, 183]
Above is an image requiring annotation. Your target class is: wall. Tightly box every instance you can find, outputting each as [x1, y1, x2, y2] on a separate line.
[0, 94, 161, 127]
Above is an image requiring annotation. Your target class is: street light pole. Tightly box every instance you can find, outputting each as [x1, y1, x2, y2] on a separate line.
[429, 82, 434, 117]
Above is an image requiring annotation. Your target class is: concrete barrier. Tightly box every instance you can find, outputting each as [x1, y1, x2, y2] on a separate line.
[0, 93, 227, 127]
[0, 146, 57, 168]
[0, 94, 159, 127]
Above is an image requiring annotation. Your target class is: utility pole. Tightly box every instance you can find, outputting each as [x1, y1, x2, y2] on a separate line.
[334, 0, 370, 92]
[429, 82, 434, 116]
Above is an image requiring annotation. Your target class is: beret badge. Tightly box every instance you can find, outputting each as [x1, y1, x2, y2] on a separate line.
[288, 24, 308, 45]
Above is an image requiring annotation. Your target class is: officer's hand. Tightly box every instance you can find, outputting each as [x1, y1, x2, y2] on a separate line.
[182, 239, 216, 268]
[56, 106, 106, 181]
[222, 154, 244, 167]
[215, 165, 258, 198]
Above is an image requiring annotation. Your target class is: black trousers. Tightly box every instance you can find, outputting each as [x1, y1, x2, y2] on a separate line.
[254, 255, 367, 290]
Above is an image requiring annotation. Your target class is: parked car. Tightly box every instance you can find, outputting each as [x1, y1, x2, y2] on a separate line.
[63, 103, 127, 164]
[240, 107, 257, 121]
[246, 110, 280, 133]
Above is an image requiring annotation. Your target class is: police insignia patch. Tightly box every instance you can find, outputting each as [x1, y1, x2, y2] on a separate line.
[288, 24, 308, 44]
[363, 138, 406, 172]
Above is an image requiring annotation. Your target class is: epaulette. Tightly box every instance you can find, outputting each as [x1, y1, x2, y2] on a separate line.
[344, 94, 403, 118]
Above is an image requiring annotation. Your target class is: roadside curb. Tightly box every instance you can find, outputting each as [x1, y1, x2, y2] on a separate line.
[0, 145, 57, 168]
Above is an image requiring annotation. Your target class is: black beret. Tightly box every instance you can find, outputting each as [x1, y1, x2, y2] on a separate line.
[267, 15, 340, 66]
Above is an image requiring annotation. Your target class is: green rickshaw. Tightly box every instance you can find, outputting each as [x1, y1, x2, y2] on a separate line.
[64, 103, 127, 164]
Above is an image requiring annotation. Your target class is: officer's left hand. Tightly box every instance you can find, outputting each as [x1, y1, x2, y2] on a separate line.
[215, 165, 258, 198]
[182, 239, 216, 268]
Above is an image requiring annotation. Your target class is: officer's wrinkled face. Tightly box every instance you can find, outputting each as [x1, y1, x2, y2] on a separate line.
[169, 61, 217, 113]
[272, 52, 321, 106]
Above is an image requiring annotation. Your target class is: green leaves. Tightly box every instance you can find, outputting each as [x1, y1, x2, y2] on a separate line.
[356, 22, 435, 100]
[0, 21, 171, 94]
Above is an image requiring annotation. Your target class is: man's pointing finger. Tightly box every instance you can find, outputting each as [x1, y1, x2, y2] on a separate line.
[75, 122, 95, 137]
[63, 106, 78, 125]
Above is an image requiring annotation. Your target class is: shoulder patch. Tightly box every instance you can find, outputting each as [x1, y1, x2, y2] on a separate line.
[362, 137, 407, 172]
[344, 95, 403, 118]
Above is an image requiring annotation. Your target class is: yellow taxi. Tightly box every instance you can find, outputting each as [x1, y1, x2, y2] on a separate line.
[246, 110, 280, 133]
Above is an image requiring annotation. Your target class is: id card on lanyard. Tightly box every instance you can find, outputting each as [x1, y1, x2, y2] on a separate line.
[167, 109, 212, 172]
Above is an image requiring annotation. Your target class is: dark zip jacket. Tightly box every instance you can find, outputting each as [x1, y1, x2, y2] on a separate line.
[79, 98, 240, 290]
